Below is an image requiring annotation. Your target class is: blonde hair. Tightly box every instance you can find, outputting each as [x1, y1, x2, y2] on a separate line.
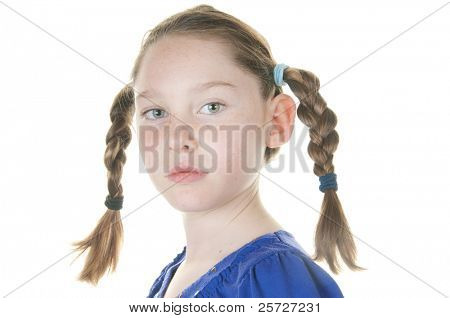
[71, 4, 365, 285]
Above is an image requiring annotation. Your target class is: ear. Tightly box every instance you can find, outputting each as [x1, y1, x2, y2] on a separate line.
[265, 93, 296, 148]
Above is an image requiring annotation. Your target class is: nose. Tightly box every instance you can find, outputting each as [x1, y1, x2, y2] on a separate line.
[168, 121, 198, 153]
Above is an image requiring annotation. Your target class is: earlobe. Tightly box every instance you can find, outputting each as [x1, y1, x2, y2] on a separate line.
[265, 94, 296, 148]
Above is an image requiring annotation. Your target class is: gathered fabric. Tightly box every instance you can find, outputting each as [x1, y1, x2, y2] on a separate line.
[147, 229, 344, 298]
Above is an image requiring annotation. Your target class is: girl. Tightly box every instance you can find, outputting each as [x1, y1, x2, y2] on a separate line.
[72, 4, 365, 298]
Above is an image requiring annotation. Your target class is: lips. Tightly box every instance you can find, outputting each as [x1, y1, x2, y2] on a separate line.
[166, 165, 208, 184]
[168, 165, 203, 175]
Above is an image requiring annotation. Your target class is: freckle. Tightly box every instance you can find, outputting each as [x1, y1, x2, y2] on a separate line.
[218, 249, 222, 254]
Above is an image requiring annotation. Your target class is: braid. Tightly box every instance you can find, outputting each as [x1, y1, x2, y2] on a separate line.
[71, 84, 135, 285]
[284, 67, 366, 274]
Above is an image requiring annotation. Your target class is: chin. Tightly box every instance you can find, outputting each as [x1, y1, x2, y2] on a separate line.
[166, 198, 215, 212]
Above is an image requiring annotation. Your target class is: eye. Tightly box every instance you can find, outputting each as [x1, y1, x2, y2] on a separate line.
[141, 108, 168, 120]
[198, 102, 226, 115]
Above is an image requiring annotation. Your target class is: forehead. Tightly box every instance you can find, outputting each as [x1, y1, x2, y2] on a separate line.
[134, 34, 259, 96]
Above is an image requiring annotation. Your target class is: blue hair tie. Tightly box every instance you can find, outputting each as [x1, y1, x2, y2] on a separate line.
[319, 172, 338, 193]
[274, 63, 289, 86]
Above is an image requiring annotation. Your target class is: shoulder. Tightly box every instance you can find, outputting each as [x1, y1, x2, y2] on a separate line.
[198, 241, 344, 298]
[198, 234, 344, 298]
[236, 247, 344, 298]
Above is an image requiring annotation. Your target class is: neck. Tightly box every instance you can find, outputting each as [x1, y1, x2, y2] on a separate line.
[180, 176, 283, 265]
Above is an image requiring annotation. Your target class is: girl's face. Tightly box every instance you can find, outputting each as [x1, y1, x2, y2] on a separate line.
[134, 34, 272, 212]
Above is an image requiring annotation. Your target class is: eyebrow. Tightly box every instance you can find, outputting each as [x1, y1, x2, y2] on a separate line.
[136, 80, 237, 99]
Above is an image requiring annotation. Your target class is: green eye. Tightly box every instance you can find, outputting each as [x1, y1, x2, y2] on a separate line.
[199, 102, 226, 115]
[141, 108, 167, 120]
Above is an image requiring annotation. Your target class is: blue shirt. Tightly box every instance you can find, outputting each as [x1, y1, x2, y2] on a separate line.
[147, 229, 344, 298]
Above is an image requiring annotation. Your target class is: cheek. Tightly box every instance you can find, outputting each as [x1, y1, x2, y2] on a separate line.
[138, 125, 165, 174]
[241, 126, 266, 172]
[211, 124, 264, 177]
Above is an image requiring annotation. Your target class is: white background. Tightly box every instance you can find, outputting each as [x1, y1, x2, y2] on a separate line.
[1, 0, 449, 314]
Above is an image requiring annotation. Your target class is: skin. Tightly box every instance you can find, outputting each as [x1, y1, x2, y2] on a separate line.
[133, 34, 296, 297]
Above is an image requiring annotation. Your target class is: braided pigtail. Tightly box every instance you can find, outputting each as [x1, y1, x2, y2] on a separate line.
[281, 66, 366, 274]
[71, 84, 135, 285]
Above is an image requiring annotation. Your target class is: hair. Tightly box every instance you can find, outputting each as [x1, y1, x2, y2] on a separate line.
[71, 4, 365, 285]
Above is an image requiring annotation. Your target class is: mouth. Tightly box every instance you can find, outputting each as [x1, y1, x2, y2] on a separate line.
[166, 166, 208, 184]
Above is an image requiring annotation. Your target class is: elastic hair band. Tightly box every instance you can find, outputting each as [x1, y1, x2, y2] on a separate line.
[273, 63, 289, 86]
[104, 194, 124, 211]
[319, 172, 338, 193]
